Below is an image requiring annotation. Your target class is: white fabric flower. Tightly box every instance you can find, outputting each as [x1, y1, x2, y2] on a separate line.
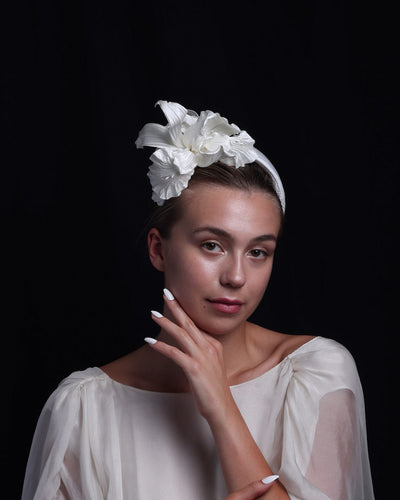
[136, 101, 259, 205]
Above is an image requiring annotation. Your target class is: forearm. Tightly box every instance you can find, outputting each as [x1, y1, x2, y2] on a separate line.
[147, 297, 289, 498]
[208, 396, 289, 499]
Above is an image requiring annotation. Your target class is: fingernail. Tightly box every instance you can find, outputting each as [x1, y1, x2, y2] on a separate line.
[151, 310, 163, 318]
[144, 337, 158, 345]
[261, 475, 279, 484]
[163, 288, 175, 301]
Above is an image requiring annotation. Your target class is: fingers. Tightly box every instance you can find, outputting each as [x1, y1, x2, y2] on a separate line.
[144, 332, 192, 372]
[162, 288, 206, 344]
[146, 288, 223, 372]
[224, 476, 279, 500]
[149, 288, 207, 350]
[149, 307, 198, 356]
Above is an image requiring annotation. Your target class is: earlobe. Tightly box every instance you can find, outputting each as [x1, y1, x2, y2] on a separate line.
[147, 228, 165, 271]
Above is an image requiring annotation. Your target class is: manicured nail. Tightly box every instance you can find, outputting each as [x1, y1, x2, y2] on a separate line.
[261, 475, 279, 484]
[163, 288, 175, 301]
[151, 310, 163, 318]
[144, 337, 158, 345]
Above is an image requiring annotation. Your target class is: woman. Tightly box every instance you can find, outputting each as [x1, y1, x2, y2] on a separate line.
[22, 101, 374, 499]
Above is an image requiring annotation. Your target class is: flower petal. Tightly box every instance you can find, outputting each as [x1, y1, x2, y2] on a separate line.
[150, 148, 197, 175]
[201, 112, 240, 136]
[156, 100, 190, 144]
[222, 131, 257, 167]
[196, 150, 223, 168]
[148, 161, 193, 205]
[135, 123, 172, 149]
[181, 110, 211, 149]
[199, 133, 229, 154]
[172, 149, 198, 174]
[156, 100, 188, 126]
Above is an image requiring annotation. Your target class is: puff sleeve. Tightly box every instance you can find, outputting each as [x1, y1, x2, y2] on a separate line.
[21, 369, 124, 500]
[278, 339, 374, 500]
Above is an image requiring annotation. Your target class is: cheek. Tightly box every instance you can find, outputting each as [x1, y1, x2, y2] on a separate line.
[164, 252, 214, 294]
[250, 263, 274, 297]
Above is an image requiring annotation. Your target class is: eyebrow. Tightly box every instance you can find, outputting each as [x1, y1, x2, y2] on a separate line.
[192, 226, 277, 243]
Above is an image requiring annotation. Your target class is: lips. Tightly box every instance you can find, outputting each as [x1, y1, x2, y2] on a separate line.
[207, 298, 244, 314]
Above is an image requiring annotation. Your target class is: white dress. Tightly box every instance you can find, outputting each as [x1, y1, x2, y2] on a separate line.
[22, 337, 374, 500]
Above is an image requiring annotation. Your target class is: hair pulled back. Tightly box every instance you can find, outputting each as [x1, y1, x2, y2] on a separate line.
[148, 162, 284, 239]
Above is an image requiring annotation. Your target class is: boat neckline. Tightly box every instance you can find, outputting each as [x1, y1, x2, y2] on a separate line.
[97, 336, 321, 396]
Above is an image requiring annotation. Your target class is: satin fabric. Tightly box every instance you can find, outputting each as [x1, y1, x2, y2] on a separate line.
[22, 337, 374, 499]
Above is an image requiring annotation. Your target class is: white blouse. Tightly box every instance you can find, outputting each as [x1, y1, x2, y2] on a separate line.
[22, 337, 374, 500]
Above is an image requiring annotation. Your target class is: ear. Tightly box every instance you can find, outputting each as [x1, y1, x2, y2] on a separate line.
[147, 228, 166, 272]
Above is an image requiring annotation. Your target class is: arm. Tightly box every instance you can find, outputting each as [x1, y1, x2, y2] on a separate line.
[147, 293, 289, 499]
[22, 372, 113, 500]
[209, 402, 286, 498]
[278, 338, 375, 499]
[225, 477, 280, 500]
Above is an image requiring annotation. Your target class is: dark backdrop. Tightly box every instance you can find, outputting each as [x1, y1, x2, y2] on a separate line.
[3, 1, 397, 498]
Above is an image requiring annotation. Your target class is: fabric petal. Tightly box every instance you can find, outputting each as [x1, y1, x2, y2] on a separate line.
[150, 148, 197, 175]
[135, 123, 172, 149]
[148, 163, 193, 205]
[156, 100, 188, 126]
[200, 134, 229, 154]
[181, 111, 211, 150]
[172, 149, 198, 174]
[195, 150, 224, 168]
[222, 131, 257, 167]
[201, 112, 240, 136]
[156, 100, 190, 144]
[148, 148, 197, 204]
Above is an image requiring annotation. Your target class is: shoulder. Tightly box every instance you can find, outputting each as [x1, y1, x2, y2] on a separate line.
[23, 368, 115, 499]
[287, 336, 362, 395]
[289, 336, 356, 369]
[34, 367, 113, 443]
[57, 366, 108, 392]
[44, 367, 109, 411]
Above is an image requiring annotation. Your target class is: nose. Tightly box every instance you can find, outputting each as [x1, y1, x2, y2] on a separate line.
[220, 254, 246, 289]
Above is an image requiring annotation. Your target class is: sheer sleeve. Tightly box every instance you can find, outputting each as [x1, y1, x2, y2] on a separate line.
[278, 339, 374, 500]
[21, 369, 123, 500]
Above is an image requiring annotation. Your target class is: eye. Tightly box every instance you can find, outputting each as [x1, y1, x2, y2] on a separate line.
[201, 241, 222, 253]
[248, 248, 268, 259]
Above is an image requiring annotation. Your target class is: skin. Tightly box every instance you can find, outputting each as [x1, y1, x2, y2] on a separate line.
[102, 184, 314, 499]
[224, 478, 278, 500]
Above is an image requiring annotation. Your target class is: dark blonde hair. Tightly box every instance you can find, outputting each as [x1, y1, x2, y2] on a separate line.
[149, 162, 284, 238]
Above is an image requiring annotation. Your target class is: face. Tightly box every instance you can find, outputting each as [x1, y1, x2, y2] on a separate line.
[148, 184, 282, 336]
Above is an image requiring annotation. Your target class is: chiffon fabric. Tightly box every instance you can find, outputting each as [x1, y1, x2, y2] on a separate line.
[22, 337, 374, 500]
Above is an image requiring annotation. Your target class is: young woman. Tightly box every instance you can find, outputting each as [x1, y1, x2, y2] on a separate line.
[22, 101, 374, 499]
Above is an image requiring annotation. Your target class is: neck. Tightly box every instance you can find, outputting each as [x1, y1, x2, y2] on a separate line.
[155, 314, 254, 389]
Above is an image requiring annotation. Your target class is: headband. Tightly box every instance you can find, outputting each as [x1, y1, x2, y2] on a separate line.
[135, 100, 286, 213]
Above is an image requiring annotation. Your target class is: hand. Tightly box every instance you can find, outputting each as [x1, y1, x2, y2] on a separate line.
[146, 291, 285, 498]
[147, 289, 234, 425]
[224, 476, 279, 500]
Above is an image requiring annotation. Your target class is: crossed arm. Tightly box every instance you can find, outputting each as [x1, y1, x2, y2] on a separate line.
[146, 290, 289, 500]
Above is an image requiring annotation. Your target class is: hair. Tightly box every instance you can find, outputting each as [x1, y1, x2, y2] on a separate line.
[148, 162, 284, 239]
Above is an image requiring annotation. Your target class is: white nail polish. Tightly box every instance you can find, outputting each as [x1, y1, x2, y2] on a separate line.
[144, 337, 158, 345]
[261, 475, 279, 484]
[151, 310, 163, 318]
[163, 288, 175, 301]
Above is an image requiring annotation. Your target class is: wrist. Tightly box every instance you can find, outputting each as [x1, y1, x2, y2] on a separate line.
[206, 393, 242, 433]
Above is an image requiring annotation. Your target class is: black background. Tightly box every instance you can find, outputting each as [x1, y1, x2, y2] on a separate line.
[3, 1, 397, 498]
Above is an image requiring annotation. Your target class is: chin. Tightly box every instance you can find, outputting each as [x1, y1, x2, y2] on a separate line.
[192, 314, 248, 337]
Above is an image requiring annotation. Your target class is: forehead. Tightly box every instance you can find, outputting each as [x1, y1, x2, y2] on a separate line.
[175, 184, 282, 237]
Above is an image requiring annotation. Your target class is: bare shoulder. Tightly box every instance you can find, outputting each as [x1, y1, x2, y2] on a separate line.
[246, 322, 316, 374]
[100, 345, 182, 391]
[100, 349, 145, 388]
[278, 331, 317, 358]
